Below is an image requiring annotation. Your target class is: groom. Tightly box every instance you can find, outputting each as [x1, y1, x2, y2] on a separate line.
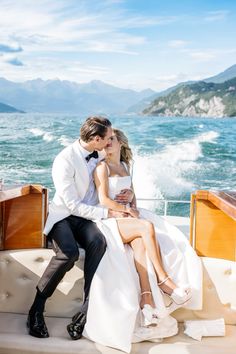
[27, 116, 133, 340]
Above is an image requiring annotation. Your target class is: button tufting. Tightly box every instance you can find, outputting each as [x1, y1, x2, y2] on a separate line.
[1, 292, 11, 299]
[207, 284, 213, 290]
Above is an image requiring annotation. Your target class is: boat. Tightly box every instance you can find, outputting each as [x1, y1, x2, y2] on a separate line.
[0, 185, 235, 354]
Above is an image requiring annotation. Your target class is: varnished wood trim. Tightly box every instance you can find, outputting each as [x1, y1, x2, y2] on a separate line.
[208, 191, 236, 221]
[30, 185, 44, 194]
[0, 184, 48, 249]
[0, 185, 31, 202]
[195, 190, 209, 200]
[189, 193, 196, 247]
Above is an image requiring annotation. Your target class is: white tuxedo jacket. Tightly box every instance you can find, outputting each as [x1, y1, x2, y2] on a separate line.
[44, 141, 107, 235]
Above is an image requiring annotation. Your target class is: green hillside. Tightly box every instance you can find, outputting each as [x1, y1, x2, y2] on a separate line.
[143, 77, 236, 117]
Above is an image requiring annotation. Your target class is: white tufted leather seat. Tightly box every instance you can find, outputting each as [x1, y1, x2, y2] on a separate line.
[0, 249, 236, 354]
[0, 249, 85, 317]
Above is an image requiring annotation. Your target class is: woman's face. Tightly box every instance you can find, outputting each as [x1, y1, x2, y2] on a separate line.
[104, 133, 121, 154]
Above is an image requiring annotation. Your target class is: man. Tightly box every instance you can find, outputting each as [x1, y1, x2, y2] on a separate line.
[27, 116, 133, 340]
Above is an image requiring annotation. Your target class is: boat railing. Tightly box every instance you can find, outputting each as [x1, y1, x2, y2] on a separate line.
[136, 198, 191, 217]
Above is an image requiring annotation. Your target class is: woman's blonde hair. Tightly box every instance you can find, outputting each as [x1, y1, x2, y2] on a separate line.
[113, 128, 133, 167]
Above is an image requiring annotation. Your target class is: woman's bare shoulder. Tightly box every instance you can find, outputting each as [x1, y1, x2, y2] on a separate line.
[96, 159, 107, 169]
[95, 160, 109, 176]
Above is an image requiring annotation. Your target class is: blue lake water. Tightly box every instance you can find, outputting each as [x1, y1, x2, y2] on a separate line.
[1, 113, 236, 216]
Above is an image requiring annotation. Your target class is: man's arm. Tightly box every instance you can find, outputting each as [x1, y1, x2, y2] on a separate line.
[114, 188, 134, 205]
[52, 155, 107, 220]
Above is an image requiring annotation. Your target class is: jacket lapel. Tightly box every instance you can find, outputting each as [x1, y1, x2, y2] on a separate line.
[72, 141, 89, 198]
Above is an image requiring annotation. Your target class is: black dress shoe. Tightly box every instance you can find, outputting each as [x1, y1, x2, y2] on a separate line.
[67, 312, 86, 340]
[27, 312, 49, 338]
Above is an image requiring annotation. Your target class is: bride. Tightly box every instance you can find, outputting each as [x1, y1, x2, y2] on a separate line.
[82, 128, 202, 352]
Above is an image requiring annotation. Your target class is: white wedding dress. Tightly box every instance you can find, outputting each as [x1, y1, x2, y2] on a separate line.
[83, 175, 202, 353]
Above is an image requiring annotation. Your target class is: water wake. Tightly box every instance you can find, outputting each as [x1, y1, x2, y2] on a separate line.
[28, 128, 55, 142]
[132, 131, 219, 201]
[28, 128, 72, 146]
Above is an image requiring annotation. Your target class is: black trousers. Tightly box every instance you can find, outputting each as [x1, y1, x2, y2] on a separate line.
[37, 215, 107, 315]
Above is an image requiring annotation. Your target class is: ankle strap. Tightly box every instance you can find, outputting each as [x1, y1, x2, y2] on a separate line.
[158, 276, 170, 286]
[141, 291, 152, 296]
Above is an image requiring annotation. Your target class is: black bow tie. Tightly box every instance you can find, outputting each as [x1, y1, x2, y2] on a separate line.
[85, 150, 98, 162]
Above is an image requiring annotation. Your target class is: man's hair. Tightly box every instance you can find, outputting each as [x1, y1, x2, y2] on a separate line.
[80, 116, 112, 142]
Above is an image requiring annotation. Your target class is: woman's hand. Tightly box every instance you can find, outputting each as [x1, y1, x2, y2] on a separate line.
[126, 207, 139, 218]
[115, 189, 134, 204]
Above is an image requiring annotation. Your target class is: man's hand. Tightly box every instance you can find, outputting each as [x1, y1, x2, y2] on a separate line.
[115, 189, 134, 204]
[126, 207, 139, 218]
[108, 209, 129, 218]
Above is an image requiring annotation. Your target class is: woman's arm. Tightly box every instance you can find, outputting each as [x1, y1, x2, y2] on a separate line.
[94, 162, 139, 217]
[94, 162, 127, 212]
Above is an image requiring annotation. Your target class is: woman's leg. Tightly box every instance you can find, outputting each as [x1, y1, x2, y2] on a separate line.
[129, 237, 155, 308]
[117, 218, 177, 295]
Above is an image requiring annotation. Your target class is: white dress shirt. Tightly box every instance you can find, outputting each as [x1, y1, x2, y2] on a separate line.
[78, 142, 102, 206]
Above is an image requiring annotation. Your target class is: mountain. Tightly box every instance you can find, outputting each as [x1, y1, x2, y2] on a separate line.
[129, 64, 236, 114]
[0, 101, 24, 113]
[204, 64, 236, 83]
[0, 78, 155, 114]
[126, 82, 194, 113]
[143, 77, 236, 118]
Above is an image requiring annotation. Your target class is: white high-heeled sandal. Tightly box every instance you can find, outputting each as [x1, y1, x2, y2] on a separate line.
[158, 276, 192, 306]
[141, 291, 159, 327]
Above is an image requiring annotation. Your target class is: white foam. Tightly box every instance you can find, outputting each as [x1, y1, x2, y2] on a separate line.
[28, 128, 45, 136]
[132, 131, 219, 200]
[58, 135, 73, 147]
[196, 131, 219, 143]
[155, 137, 169, 145]
[132, 151, 164, 210]
[43, 132, 55, 142]
[28, 128, 55, 142]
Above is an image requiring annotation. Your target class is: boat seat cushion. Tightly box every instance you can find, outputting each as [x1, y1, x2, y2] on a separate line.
[174, 257, 236, 325]
[0, 249, 236, 324]
[0, 313, 236, 354]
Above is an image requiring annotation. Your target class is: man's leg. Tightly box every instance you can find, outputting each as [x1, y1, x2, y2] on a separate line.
[67, 216, 107, 339]
[79, 220, 107, 313]
[37, 219, 80, 297]
[28, 217, 79, 338]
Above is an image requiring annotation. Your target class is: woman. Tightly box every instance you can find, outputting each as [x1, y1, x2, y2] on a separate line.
[83, 129, 202, 352]
[95, 129, 192, 314]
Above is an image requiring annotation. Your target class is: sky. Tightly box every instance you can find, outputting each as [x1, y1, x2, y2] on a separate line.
[0, 0, 236, 91]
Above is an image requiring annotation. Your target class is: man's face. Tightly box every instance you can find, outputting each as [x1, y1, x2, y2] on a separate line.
[94, 126, 113, 151]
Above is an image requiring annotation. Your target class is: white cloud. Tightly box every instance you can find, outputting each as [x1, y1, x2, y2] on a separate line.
[0, 0, 179, 84]
[0, 1, 235, 90]
[0, 0, 173, 55]
[204, 10, 229, 22]
[154, 74, 182, 82]
[168, 40, 188, 48]
[189, 51, 215, 61]
[112, 72, 192, 91]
